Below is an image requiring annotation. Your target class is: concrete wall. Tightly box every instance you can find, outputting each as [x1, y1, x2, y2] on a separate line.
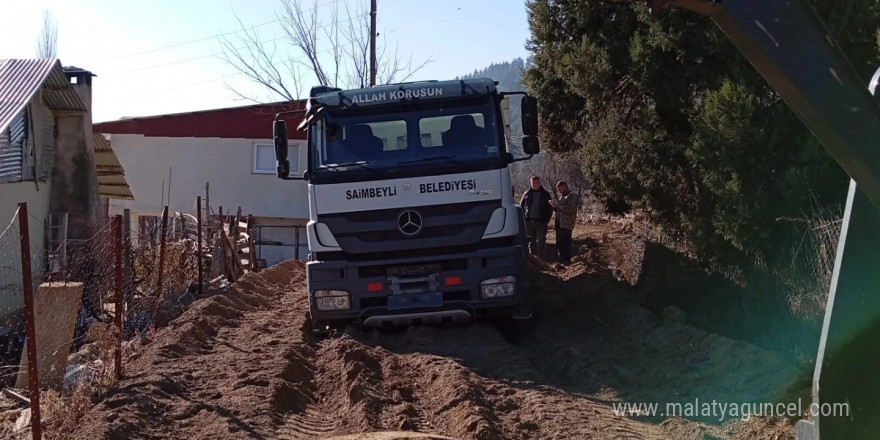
[51, 79, 102, 240]
[107, 134, 308, 264]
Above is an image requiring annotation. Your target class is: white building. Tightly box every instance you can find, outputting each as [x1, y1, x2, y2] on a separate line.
[94, 102, 309, 266]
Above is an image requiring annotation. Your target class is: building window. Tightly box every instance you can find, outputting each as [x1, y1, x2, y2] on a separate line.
[253, 144, 275, 174]
[252, 143, 298, 175]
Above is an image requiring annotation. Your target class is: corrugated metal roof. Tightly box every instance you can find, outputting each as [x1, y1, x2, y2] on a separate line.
[93, 133, 133, 200]
[0, 59, 86, 134]
[94, 132, 123, 170]
[93, 101, 307, 139]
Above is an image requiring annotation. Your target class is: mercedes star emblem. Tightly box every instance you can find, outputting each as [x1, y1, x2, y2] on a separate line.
[396, 209, 423, 237]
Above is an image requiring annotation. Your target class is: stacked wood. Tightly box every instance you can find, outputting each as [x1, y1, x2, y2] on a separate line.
[217, 209, 258, 282]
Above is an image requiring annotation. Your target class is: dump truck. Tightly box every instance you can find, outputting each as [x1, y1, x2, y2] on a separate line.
[271, 78, 540, 329]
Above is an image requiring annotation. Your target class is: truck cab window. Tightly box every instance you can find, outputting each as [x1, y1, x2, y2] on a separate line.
[420, 113, 489, 148]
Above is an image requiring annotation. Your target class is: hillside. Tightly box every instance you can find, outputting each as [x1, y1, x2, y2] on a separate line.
[459, 58, 530, 153]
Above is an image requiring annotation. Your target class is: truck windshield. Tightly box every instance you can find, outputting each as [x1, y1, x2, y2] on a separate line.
[309, 100, 502, 173]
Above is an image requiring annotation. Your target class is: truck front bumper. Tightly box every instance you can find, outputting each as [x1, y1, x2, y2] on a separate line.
[306, 244, 528, 326]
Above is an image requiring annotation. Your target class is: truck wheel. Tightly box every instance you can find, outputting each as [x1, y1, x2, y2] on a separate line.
[309, 318, 350, 336]
[493, 313, 536, 343]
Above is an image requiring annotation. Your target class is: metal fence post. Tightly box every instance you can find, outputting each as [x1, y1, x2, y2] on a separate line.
[157, 206, 168, 298]
[18, 202, 42, 440]
[205, 182, 210, 247]
[113, 215, 123, 380]
[295, 226, 300, 260]
[197, 196, 203, 295]
[122, 209, 132, 310]
[151, 206, 169, 330]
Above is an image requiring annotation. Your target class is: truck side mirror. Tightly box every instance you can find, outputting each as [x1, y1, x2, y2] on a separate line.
[522, 135, 540, 155]
[521, 96, 539, 136]
[274, 120, 290, 178]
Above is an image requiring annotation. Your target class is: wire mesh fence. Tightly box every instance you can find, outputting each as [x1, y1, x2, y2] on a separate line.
[0, 210, 28, 389]
[0, 197, 224, 439]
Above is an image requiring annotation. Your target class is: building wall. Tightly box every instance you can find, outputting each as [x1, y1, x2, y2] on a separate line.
[0, 95, 59, 319]
[0, 179, 52, 317]
[107, 134, 308, 264]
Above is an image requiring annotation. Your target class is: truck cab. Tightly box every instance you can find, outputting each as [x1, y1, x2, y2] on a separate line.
[273, 78, 539, 329]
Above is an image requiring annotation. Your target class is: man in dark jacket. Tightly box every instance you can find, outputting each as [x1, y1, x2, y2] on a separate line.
[520, 176, 553, 259]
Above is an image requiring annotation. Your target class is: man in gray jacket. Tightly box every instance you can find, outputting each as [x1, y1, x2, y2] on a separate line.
[550, 181, 579, 264]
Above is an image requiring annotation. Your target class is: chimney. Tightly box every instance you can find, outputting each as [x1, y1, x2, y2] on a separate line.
[62, 66, 95, 117]
[50, 66, 102, 240]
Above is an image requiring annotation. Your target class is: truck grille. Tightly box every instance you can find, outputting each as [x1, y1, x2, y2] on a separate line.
[318, 200, 501, 254]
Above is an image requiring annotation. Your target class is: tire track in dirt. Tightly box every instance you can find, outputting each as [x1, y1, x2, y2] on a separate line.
[67, 259, 675, 439]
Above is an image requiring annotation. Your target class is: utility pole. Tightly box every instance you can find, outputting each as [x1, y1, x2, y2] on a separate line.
[369, 0, 377, 87]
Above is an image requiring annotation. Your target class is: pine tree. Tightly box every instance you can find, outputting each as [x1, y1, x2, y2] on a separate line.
[523, 0, 879, 267]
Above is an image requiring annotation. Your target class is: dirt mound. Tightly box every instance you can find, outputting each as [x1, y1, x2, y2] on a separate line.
[70, 260, 309, 440]
[64, 256, 673, 440]
[60, 224, 803, 439]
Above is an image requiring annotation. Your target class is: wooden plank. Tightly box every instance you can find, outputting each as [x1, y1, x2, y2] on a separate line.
[227, 234, 244, 279]
[219, 229, 235, 281]
[3, 388, 30, 405]
[234, 207, 242, 236]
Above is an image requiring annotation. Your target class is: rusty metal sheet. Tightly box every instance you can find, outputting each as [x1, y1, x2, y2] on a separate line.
[0, 59, 86, 134]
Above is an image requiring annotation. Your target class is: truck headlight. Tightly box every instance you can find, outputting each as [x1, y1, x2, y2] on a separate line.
[314, 289, 351, 310]
[480, 276, 516, 299]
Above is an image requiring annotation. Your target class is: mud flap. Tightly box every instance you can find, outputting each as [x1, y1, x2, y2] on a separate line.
[511, 301, 533, 320]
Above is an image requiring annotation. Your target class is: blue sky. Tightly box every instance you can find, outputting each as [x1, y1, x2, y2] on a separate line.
[1, 0, 531, 122]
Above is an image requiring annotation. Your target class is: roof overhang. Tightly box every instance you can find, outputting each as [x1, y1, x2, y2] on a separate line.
[93, 133, 133, 200]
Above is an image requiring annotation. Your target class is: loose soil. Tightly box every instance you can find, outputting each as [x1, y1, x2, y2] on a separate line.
[56, 223, 802, 439]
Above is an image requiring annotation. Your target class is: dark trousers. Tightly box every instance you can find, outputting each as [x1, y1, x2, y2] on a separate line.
[556, 227, 573, 262]
[525, 219, 547, 258]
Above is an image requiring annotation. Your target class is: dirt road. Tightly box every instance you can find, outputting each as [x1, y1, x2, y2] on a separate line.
[67, 224, 800, 439]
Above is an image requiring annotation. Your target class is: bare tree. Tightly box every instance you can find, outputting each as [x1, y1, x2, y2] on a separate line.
[511, 151, 590, 198]
[219, 0, 431, 102]
[35, 10, 58, 59]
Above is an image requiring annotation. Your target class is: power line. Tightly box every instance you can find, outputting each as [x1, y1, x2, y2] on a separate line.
[101, 12, 366, 76]
[142, 73, 244, 94]
[91, 18, 282, 64]
[91, 0, 343, 64]
[101, 34, 289, 75]
[137, 38, 351, 95]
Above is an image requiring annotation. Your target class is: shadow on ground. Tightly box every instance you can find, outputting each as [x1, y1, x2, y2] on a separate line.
[347, 230, 811, 425]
